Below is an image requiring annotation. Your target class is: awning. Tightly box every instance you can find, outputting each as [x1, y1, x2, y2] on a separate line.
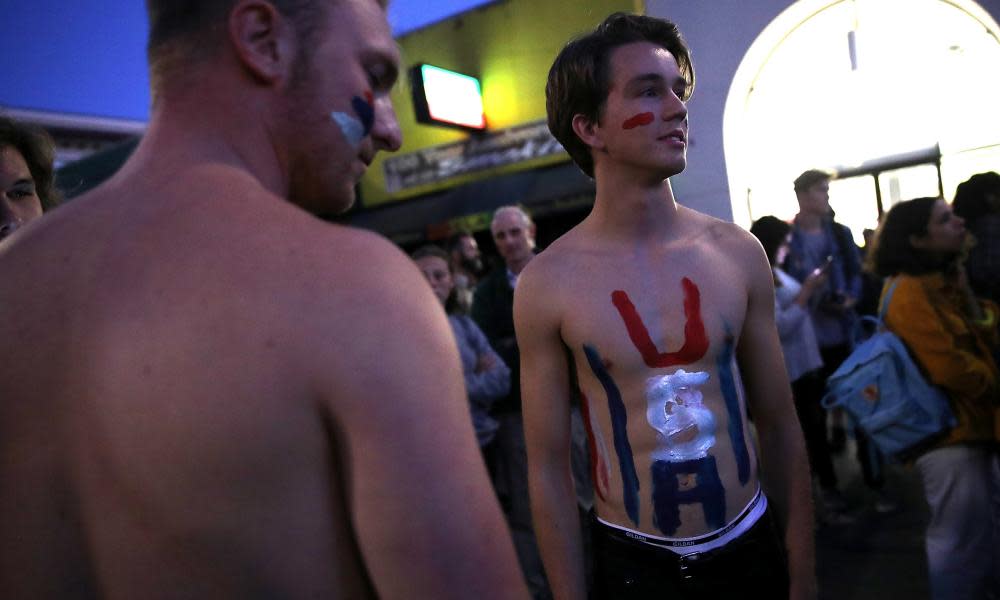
[345, 161, 594, 243]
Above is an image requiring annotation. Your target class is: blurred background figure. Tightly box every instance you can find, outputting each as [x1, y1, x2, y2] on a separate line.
[751, 215, 852, 526]
[783, 169, 893, 512]
[0, 115, 61, 241]
[867, 196, 999, 600]
[952, 171, 1000, 306]
[413, 245, 510, 459]
[447, 230, 487, 314]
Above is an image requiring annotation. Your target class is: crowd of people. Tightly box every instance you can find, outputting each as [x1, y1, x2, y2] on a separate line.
[1, 1, 998, 599]
[750, 170, 999, 599]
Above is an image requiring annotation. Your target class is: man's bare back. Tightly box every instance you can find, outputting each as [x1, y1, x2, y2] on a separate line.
[0, 1, 526, 597]
[0, 164, 520, 598]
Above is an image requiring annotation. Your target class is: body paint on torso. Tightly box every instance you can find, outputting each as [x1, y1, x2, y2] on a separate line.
[715, 325, 752, 485]
[583, 345, 640, 527]
[607, 278, 728, 536]
[611, 277, 708, 368]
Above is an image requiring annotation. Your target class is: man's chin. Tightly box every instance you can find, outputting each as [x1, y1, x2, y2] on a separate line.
[292, 187, 357, 219]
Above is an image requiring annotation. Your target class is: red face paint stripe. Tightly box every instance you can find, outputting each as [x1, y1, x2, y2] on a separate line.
[611, 277, 709, 368]
[364, 91, 374, 104]
[579, 391, 610, 501]
[622, 112, 655, 130]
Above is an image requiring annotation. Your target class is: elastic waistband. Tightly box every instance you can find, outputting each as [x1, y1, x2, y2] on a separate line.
[595, 487, 766, 555]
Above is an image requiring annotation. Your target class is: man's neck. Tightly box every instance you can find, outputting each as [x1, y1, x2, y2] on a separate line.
[589, 165, 680, 240]
[130, 97, 287, 201]
[795, 211, 826, 232]
[505, 255, 533, 276]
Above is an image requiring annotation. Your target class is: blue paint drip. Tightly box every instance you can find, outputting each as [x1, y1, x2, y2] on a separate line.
[352, 95, 375, 136]
[583, 344, 640, 526]
[716, 329, 751, 485]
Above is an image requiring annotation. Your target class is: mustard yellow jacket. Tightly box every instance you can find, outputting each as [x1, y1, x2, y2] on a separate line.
[882, 273, 999, 447]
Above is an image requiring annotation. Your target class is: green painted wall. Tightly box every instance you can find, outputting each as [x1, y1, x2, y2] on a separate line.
[360, 0, 638, 206]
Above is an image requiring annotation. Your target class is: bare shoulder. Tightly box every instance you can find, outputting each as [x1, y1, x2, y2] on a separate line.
[679, 207, 769, 273]
[515, 227, 589, 309]
[285, 221, 443, 349]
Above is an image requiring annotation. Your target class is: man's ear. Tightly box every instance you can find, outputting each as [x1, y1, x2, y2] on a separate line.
[228, 0, 297, 86]
[571, 113, 605, 152]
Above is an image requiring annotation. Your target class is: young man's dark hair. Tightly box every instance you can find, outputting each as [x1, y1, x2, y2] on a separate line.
[867, 196, 949, 277]
[749, 215, 792, 267]
[545, 12, 694, 177]
[952, 171, 1000, 223]
[793, 168, 834, 194]
[0, 116, 62, 210]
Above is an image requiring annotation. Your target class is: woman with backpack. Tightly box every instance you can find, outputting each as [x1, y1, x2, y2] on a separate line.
[867, 196, 999, 600]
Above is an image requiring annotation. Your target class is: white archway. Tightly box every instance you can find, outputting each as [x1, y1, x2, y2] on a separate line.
[724, 0, 1000, 240]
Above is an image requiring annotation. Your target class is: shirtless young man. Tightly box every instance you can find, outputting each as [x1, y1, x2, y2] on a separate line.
[0, 1, 526, 598]
[515, 13, 815, 599]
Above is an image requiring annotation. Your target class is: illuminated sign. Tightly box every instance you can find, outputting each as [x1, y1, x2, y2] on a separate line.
[383, 120, 565, 193]
[410, 64, 486, 131]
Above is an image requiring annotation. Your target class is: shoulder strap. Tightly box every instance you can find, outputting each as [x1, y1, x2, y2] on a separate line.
[878, 278, 900, 324]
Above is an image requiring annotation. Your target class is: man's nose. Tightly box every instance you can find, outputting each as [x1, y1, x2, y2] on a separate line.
[372, 97, 402, 153]
[662, 90, 687, 123]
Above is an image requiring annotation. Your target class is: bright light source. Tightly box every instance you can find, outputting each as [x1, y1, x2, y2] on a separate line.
[411, 64, 486, 131]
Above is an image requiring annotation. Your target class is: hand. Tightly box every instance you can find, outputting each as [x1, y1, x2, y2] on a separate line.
[802, 268, 828, 294]
[795, 269, 827, 306]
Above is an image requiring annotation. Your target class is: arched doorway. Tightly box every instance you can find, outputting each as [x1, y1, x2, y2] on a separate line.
[724, 0, 1000, 242]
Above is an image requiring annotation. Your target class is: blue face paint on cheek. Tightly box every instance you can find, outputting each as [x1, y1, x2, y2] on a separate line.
[331, 93, 376, 150]
[330, 112, 365, 148]
[353, 92, 375, 136]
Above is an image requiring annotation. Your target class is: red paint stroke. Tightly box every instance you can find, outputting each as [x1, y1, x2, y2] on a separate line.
[579, 391, 610, 501]
[611, 277, 709, 368]
[622, 112, 655, 130]
[364, 90, 374, 104]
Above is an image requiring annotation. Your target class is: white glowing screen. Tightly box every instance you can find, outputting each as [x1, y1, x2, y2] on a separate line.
[420, 64, 486, 129]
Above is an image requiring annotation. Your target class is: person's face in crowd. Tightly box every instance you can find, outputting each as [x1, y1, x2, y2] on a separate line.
[911, 199, 966, 255]
[0, 145, 44, 241]
[491, 210, 536, 268]
[590, 41, 689, 179]
[454, 234, 483, 273]
[415, 255, 454, 306]
[283, 0, 402, 215]
[798, 179, 831, 218]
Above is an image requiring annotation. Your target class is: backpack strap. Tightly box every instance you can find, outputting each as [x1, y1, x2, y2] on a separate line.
[877, 278, 900, 325]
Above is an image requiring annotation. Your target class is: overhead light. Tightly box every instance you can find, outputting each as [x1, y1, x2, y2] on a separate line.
[410, 64, 486, 131]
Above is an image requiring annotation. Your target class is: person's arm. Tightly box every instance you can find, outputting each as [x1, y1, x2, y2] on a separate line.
[312, 236, 528, 600]
[736, 240, 816, 600]
[462, 316, 511, 407]
[885, 277, 999, 401]
[774, 270, 826, 338]
[514, 260, 585, 600]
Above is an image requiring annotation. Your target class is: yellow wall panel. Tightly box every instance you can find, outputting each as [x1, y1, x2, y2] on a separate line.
[360, 0, 635, 206]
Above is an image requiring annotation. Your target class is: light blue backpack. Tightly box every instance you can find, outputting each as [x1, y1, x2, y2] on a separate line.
[821, 279, 956, 461]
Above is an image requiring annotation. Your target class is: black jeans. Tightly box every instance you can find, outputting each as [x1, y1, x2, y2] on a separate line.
[590, 508, 789, 599]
